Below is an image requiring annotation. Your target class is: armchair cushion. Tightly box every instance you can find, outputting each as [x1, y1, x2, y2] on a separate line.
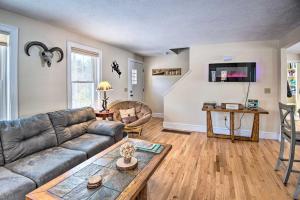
[87, 120, 125, 142]
[125, 113, 152, 128]
[119, 108, 137, 124]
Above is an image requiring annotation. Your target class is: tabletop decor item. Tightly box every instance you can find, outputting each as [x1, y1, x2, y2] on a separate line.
[116, 142, 138, 171]
[96, 81, 112, 111]
[119, 142, 136, 163]
[87, 175, 102, 189]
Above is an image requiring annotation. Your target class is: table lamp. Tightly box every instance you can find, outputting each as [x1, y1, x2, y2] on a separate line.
[97, 81, 112, 111]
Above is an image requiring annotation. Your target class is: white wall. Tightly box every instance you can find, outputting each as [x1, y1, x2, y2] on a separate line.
[164, 41, 280, 137]
[144, 49, 189, 114]
[0, 9, 142, 117]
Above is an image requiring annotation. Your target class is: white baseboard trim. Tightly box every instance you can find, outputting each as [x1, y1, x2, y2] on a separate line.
[163, 121, 279, 140]
[152, 113, 164, 118]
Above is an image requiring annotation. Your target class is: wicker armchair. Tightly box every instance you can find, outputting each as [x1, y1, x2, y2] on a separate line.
[108, 100, 152, 136]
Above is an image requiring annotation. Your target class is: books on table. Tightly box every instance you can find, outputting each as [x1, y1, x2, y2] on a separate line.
[133, 141, 164, 154]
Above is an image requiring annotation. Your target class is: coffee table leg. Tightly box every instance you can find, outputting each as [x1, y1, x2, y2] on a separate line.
[136, 183, 147, 200]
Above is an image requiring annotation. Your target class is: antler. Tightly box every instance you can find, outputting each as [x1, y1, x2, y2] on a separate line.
[25, 41, 48, 56]
[49, 47, 64, 62]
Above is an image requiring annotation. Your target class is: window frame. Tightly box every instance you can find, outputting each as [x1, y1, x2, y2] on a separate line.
[0, 23, 18, 120]
[67, 41, 102, 109]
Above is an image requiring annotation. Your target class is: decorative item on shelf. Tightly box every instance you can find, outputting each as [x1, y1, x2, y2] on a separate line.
[247, 99, 259, 109]
[221, 103, 244, 110]
[111, 61, 121, 78]
[116, 142, 138, 171]
[203, 102, 217, 109]
[152, 68, 181, 76]
[25, 41, 64, 67]
[87, 175, 102, 189]
[96, 81, 112, 111]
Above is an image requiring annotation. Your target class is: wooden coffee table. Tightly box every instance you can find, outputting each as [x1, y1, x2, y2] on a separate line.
[26, 139, 171, 200]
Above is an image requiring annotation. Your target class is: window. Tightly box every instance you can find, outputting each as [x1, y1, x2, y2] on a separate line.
[0, 24, 18, 120]
[67, 42, 101, 109]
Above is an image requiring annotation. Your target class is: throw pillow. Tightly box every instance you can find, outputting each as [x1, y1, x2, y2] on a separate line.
[119, 108, 137, 124]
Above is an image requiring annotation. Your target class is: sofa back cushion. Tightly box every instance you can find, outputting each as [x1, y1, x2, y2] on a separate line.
[48, 107, 96, 145]
[0, 114, 57, 163]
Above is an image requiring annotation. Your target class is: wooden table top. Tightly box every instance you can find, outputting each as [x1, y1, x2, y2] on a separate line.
[95, 110, 114, 115]
[26, 139, 172, 200]
[202, 105, 269, 114]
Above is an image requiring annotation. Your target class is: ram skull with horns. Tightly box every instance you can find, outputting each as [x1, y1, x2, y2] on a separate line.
[25, 41, 64, 67]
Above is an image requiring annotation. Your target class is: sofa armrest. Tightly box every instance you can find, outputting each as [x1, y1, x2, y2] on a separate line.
[87, 120, 125, 142]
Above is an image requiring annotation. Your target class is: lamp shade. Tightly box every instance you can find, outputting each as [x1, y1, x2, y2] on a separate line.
[97, 81, 112, 91]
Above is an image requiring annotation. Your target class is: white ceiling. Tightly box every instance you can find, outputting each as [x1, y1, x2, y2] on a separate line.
[0, 0, 300, 56]
[287, 42, 300, 54]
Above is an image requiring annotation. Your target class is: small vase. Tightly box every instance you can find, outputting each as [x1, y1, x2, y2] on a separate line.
[124, 157, 131, 163]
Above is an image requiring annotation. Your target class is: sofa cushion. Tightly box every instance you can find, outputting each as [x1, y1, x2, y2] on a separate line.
[60, 134, 114, 158]
[0, 114, 57, 164]
[0, 139, 4, 166]
[0, 167, 36, 200]
[88, 120, 125, 142]
[48, 107, 96, 145]
[5, 147, 86, 186]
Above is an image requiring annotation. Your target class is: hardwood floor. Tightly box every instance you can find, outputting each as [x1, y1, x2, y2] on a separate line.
[140, 118, 299, 200]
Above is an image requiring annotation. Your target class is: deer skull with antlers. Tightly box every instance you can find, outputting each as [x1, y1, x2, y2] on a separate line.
[25, 41, 64, 67]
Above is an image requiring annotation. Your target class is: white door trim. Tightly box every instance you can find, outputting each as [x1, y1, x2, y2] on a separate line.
[0, 23, 19, 120]
[66, 41, 102, 108]
[128, 58, 144, 100]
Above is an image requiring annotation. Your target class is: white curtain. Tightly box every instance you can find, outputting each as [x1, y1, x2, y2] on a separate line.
[0, 45, 7, 120]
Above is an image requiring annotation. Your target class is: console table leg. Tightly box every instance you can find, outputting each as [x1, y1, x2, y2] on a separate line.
[251, 113, 260, 142]
[136, 183, 148, 200]
[207, 111, 214, 137]
[230, 112, 235, 142]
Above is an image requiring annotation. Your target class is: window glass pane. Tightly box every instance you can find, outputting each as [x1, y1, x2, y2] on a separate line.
[132, 69, 137, 85]
[71, 53, 94, 81]
[0, 44, 7, 120]
[72, 83, 94, 108]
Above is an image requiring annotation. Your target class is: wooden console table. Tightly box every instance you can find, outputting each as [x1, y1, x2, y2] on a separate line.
[202, 105, 269, 142]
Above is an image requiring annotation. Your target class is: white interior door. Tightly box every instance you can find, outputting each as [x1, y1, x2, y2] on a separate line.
[128, 59, 144, 101]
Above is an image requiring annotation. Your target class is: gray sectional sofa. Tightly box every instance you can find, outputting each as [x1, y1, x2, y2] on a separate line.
[0, 107, 124, 200]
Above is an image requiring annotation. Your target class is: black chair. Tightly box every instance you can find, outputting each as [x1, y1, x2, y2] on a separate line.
[275, 103, 300, 199]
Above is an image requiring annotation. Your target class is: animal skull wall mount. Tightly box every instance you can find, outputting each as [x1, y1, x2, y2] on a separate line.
[25, 41, 64, 67]
[111, 61, 121, 78]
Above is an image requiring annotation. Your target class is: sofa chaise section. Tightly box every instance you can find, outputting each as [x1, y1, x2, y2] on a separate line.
[0, 167, 36, 200]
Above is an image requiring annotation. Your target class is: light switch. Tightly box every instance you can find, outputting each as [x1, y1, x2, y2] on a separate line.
[264, 88, 271, 94]
[124, 88, 128, 92]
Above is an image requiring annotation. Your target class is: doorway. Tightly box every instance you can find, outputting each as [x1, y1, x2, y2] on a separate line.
[128, 59, 144, 101]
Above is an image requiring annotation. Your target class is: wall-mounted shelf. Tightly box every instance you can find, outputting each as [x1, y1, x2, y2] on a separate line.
[152, 68, 181, 76]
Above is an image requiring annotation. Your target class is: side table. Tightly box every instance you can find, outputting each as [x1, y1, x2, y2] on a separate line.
[95, 110, 114, 120]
